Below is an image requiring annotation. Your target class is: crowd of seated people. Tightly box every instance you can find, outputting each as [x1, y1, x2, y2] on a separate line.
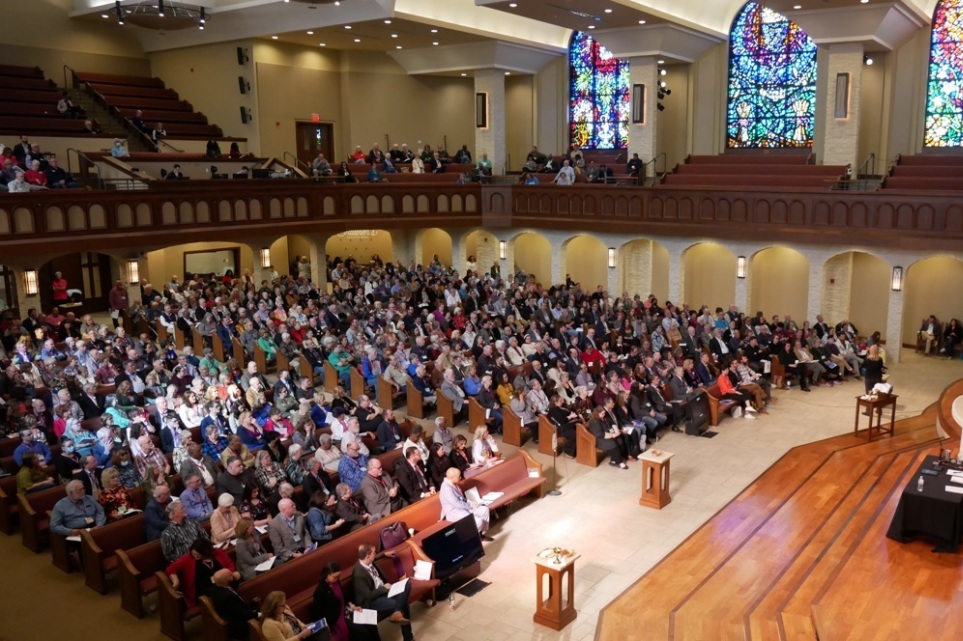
[0, 251, 889, 636]
[331, 142, 489, 182]
[0, 136, 80, 192]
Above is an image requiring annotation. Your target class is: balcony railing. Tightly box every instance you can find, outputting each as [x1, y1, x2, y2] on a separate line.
[0, 180, 961, 256]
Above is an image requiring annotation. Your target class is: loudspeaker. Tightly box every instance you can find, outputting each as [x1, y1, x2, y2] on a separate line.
[236, 47, 249, 66]
[239, 106, 252, 124]
[238, 76, 250, 95]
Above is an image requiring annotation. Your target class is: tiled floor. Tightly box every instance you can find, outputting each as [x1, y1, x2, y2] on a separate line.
[0, 349, 959, 641]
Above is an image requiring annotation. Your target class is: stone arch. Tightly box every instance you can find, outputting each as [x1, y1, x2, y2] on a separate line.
[507, 232, 552, 286]
[902, 255, 963, 346]
[325, 230, 393, 265]
[561, 234, 608, 292]
[416, 228, 453, 267]
[463, 229, 499, 276]
[748, 246, 810, 322]
[821, 250, 891, 334]
[681, 242, 738, 313]
[616, 239, 670, 302]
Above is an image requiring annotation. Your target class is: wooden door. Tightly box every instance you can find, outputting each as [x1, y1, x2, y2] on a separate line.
[39, 252, 112, 314]
[295, 122, 334, 168]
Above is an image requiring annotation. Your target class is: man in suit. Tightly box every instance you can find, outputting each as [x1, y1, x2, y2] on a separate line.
[352, 543, 413, 639]
[439, 467, 492, 538]
[72, 454, 102, 498]
[207, 569, 258, 641]
[394, 447, 433, 504]
[439, 368, 465, 420]
[661, 371, 690, 430]
[357, 458, 403, 521]
[267, 498, 312, 562]
[301, 458, 335, 503]
[179, 444, 218, 488]
[76, 382, 104, 419]
[376, 409, 404, 451]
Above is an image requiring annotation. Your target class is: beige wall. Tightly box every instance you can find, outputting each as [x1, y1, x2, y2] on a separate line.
[902, 256, 963, 345]
[325, 231, 393, 264]
[513, 233, 551, 285]
[5, 0, 148, 84]
[683, 242, 736, 312]
[687, 42, 727, 156]
[534, 57, 568, 168]
[848, 251, 890, 338]
[464, 230, 498, 276]
[420, 228, 453, 266]
[887, 28, 930, 157]
[150, 41, 256, 145]
[505, 75, 534, 173]
[651, 242, 669, 303]
[564, 235, 608, 292]
[858, 53, 888, 173]
[145, 242, 254, 284]
[658, 63, 691, 170]
[749, 247, 809, 322]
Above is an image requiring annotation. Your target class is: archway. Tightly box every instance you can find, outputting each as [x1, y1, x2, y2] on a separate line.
[419, 228, 452, 267]
[821, 251, 890, 334]
[563, 235, 608, 292]
[902, 256, 963, 346]
[510, 233, 552, 285]
[325, 230, 393, 265]
[145, 242, 255, 288]
[38, 252, 114, 314]
[616, 239, 669, 301]
[749, 246, 809, 322]
[463, 230, 499, 275]
[682, 242, 737, 311]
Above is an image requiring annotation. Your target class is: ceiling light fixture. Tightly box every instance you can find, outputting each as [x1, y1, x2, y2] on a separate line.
[391, 33, 398, 38]
[396, 45, 402, 49]
[508, 3, 517, 7]
[319, 42, 325, 46]
[384, 19, 392, 24]
[638, 19, 646, 24]
[864, 55, 874, 65]
[460, 73, 467, 76]
[430, 28, 438, 33]
[344, 25, 351, 29]
[353, 37, 360, 42]
[432, 41, 439, 45]
[271, 35, 278, 39]
[102, 13, 110, 18]
[504, 71, 511, 75]
[793, 4, 802, 8]
[604, 8, 612, 13]
[588, 25, 595, 29]
[306, 30, 313, 34]
[657, 59, 665, 64]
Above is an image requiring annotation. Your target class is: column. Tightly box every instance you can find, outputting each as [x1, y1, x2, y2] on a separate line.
[806, 260, 823, 324]
[666, 247, 682, 304]
[886, 288, 903, 365]
[735, 275, 748, 312]
[550, 238, 565, 286]
[451, 230, 468, 275]
[820, 43, 864, 168]
[627, 56, 659, 177]
[391, 230, 415, 268]
[475, 69, 506, 175]
[300, 233, 329, 292]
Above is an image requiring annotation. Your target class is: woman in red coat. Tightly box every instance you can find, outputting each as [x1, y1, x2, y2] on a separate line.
[166, 538, 239, 608]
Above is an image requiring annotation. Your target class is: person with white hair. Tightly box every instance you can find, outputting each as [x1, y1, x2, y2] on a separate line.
[268, 497, 312, 561]
[50, 479, 106, 536]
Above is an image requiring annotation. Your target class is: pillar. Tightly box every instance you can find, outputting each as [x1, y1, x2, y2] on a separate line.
[666, 247, 682, 305]
[735, 275, 748, 313]
[475, 69, 506, 175]
[886, 287, 903, 364]
[551, 238, 565, 286]
[391, 230, 415, 268]
[299, 233, 329, 292]
[627, 56, 659, 177]
[618, 241, 653, 299]
[451, 230, 468, 275]
[820, 43, 864, 168]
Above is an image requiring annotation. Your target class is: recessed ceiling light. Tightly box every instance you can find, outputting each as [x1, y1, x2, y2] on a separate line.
[508, 2, 517, 7]
[638, 19, 647, 24]
[588, 25, 595, 29]
[354, 38, 361, 42]
[604, 8, 612, 13]
[101, 13, 109, 18]
[396, 45, 402, 49]
[657, 59, 665, 64]
[504, 71, 511, 75]
[391, 33, 398, 38]
[306, 31, 314, 35]
[432, 41, 439, 46]
[460, 73, 467, 77]
[860, 0, 868, 3]
[384, 19, 392, 24]
[271, 35, 278, 39]
[793, 4, 802, 8]
[319, 43, 326, 47]
[430, 29, 438, 33]
[344, 25, 351, 29]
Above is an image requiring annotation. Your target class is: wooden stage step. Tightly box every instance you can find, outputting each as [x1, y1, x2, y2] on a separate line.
[596, 404, 945, 641]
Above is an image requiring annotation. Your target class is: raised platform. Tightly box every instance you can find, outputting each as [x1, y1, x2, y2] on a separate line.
[596, 400, 960, 641]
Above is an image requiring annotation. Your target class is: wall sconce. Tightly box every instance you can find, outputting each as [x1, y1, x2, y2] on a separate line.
[737, 256, 747, 279]
[259, 248, 272, 268]
[499, 240, 506, 260]
[23, 270, 38, 296]
[891, 266, 903, 291]
[126, 259, 140, 284]
[608, 247, 616, 269]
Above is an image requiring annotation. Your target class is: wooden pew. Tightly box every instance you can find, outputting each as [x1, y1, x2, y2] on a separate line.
[156, 570, 202, 641]
[232, 337, 247, 365]
[156, 322, 170, 345]
[117, 540, 167, 618]
[192, 328, 205, 356]
[437, 392, 456, 427]
[349, 367, 366, 401]
[705, 382, 736, 426]
[538, 414, 565, 457]
[770, 357, 785, 388]
[406, 376, 425, 420]
[575, 423, 605, 467]
[212, 334, 226, 362]
[377, 375, 401, 409]
[174, 326, 186, 351]
[276, 349, 290, 374]
[81, 511, 147, 593]
[501, 406, 529, 447]
[323, 361, 338, 394]
[122, 310, 135, 334]
[297, 352, 314, 382]
[17, 484, 65, 552]
[253, 342, 274, 375]
[468, 397, 490, 431]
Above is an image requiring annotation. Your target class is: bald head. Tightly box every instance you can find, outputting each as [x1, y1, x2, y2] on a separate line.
[445, 467, 461, 483]
[212, 569, 233, 586]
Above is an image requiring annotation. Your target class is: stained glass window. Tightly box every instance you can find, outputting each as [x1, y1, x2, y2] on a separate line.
[569, 31, 630, 150]
[924, 0, 963, 147]
[726, 2, 817, 148]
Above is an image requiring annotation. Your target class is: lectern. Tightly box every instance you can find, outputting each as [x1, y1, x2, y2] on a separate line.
[639, 449, 674, 509]
[532, 550, 580, 631]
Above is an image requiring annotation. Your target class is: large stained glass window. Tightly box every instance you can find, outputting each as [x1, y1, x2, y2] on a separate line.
[924, 0, 963, 147]
[726, 2, 817, 148]
[569, 31, 630, 150]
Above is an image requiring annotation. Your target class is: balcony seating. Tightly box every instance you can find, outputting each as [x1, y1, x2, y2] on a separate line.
[657, 153, 845, 190]
[882, 155, 963, 191]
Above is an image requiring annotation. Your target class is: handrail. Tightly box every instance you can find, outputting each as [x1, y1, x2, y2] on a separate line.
[65, 148, 103, 188]
[857, 152, 876, 178]
[282, 151, 309, 172]
[62, 64, 78, 90]
[643, 152, 667, 180]
[157, 139, 184, 153]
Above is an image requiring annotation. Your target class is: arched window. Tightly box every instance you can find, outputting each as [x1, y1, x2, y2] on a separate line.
[569, 31, 630, 150]
[726, 2, 817, 148]
[924, 0, 963, 147]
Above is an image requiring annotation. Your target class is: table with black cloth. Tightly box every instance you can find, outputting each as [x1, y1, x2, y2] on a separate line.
[886, 455, 963, 553]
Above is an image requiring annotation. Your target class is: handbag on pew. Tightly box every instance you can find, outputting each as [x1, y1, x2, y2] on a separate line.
[379, 520, 409, 551]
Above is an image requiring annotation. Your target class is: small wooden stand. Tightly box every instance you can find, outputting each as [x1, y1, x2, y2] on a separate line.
[639, 450, 675, 509]
[532, 550, 580, 631]
[853, 393, 897, 441]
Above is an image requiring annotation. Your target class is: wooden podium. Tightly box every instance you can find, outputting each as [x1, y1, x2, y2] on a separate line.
[639, 450, 674, 509]
[532, 550, 580, 631]
[854, 393, 897, 441]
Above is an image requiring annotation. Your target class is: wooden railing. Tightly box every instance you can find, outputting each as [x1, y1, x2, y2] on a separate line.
[936, 378, 963, 443]
[1, 181, 962, 256]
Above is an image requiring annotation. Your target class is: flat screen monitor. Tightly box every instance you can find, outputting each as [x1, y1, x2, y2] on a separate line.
[251, 168, 271, 179]
[419, 515, 484, 578]
[686, 391, 711, 435]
